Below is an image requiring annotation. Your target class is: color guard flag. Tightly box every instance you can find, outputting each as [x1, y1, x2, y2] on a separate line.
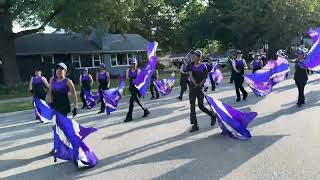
[154, 72, 175, 96]
[205, 95, 257, 140]
[304, 27, 320, 72]
[134, 42, 158, 96]
[244, 57, 289, 97]
[53, 112, 98, 168]
[33, 97, 54, 123]
[102, 76, 125, 114]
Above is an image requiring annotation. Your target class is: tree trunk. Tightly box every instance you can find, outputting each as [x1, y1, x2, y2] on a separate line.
[0, 6, 21, 86]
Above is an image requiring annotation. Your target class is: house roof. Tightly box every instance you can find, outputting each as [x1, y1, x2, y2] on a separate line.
[15, 34, 101, 55]
[15, 33, 150, 55]
[102, 34, 150, 52]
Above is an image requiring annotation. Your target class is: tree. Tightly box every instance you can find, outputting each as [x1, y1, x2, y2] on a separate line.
[0, 0, 134, 85]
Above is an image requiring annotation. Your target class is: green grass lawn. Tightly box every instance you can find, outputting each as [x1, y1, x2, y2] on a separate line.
[0, 101, 33, 114]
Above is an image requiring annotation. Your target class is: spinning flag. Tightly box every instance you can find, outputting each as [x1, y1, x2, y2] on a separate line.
[205, 95, 257, 140]
[204, 63, 224, 88]
[154, 72, 175, 96]
[34, 98, 98, 168]
[53, 112, 98, 167]
[101, 76, 125, 114]
[33, 97, 55, 123]
[84, 90, 100, 109]
[244, 57, 289, 97]
[304, 27, 320, 72]
[134, 42, 158, 96]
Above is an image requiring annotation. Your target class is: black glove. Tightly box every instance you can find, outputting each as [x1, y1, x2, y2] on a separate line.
[72, 108, 78, 117]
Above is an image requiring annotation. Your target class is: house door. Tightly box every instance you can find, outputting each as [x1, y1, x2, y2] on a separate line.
[41, 55, 55, 79]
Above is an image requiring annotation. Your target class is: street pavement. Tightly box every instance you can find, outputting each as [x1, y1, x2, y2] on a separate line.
[1, 73, 320, 180]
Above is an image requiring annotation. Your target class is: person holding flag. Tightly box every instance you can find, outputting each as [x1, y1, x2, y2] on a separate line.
[188, 50, 216, 133]
[48, 62, 78, 117]
[206, 57, 219, 91]
[177, 61, 189, 100]
[96, 64, 110, 113]
[47, 62, 78, 155]
[29, 68, 50, 100]
[292, 49, 309, 107]
[125, 58, 149, 122]
[79, 68, 93, 109]
[29, 68, 50, 120]
[232, 50, 248, 102]
[150, 68, 160, 100]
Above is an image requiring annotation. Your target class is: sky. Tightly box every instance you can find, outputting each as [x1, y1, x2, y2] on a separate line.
[12, 22, 56, 33]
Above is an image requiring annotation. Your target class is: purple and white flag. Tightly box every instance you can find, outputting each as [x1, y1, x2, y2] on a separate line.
[102, 77, 125, 114]
[33, 97, 55, 123]
[204, 63, 224, 88]
[84, 90, 100, 109]
[205, 95, 257, 140]
[53, 112, 98, 168]
[147, 41, 158, 59]
[154, 72, 175, 96]
[304, 27, 320, 72]
[134, 42, 158, 96]
[307, 27, 320, 44]
[244, 57, 289, 97]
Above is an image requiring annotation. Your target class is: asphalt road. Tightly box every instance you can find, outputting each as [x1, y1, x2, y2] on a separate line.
[1, 73, 320, 180]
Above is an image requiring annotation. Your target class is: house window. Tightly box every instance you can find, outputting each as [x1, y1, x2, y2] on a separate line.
[110, 53, 136, 67]
[93, 54, 101, 67]
[41, 55, 55, 64]
[111, 54, 117, 66]
[80, 55, 92, 68]
[71, 54, 102, 69]
[71, 55, 81, 68]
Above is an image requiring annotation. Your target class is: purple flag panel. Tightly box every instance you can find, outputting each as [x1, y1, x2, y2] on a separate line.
[304, 27, 320, 72]
[154, 73, 175, 96]
[244, 57, 289, 97]
[307, 27, 320, 44]
[147, 41, 158, 59]
[84, 90, 100, 109]
[33, 97, 55, 123]
[134, 42, 158, 96]
[53, 112, 98, 168]
[205, 95, 257, 140]
[101, 77, 125, 114]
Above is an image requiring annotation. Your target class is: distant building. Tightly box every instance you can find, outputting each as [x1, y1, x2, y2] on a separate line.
[15, 32, 151, 82]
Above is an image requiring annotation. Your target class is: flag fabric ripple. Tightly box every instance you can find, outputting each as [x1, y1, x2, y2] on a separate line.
[304, 27, 320, 72]
[101, 77, 125, 114]
[53, 112, 98, 167]
[134, 42, 158, 96]
[244, 57, 289, 97]
[154, 72, 175, 96]
[205, 95, 257, 140]
[84, 90, 100, 109]
[33, 97, 55, 123]
[33, 98, 98, 168]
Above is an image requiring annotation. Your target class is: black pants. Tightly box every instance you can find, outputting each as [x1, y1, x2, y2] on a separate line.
[80, 87, 87, 108]
[150, 81, 159, 98]
[99, 88, 109, 112]
[179, 79, 188, 98]
[189, 87, 213, 125]
[209, 75, 216, 91]
[295, 78, 307, 104]
[127, 88, 146, 118]
[234, 75, 247, 100]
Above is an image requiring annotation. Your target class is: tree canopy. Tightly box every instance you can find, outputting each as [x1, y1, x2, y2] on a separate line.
[1, 0, 320, 84]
